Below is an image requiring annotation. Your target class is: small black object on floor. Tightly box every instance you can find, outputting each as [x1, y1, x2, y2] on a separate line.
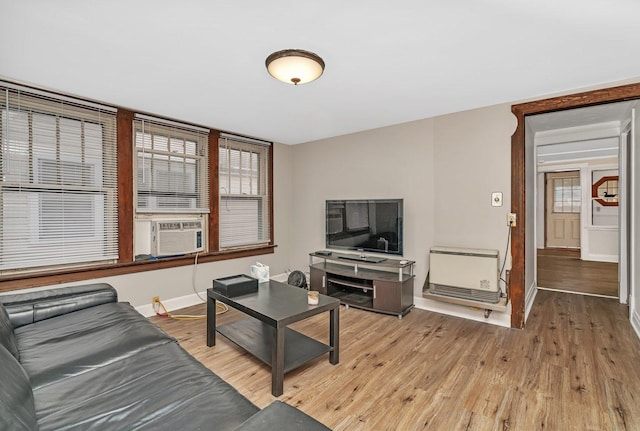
[287, 271, 307, 288]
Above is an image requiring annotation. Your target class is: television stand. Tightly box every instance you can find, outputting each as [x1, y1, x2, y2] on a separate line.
[309, 252, 415, 319]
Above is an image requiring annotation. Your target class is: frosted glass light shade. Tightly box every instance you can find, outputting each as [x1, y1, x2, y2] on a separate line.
[265, 49, 325, 85]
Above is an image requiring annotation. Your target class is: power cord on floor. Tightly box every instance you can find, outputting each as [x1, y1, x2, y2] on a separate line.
[499, 224, 512, 298]
[193, 252, 207, 303]
[152, 296, 227, 320]
[152, 252, 228, 320]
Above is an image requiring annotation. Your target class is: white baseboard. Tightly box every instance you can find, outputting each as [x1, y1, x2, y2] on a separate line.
[136, 292, 207, 317]
[631, 310, 640, 341]
[583, 253, 619, 263]
[270, 272, 290, 283]
[413, 296, 511, 328]
[135, 273, 291, 317]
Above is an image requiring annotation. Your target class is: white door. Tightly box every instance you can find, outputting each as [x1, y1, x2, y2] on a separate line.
[546, 171, 581, 248]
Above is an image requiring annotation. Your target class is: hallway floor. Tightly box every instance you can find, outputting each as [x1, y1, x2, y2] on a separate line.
[537, 248, 618, 297]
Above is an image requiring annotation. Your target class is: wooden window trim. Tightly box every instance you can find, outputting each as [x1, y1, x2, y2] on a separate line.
[0, 82, 275, 293]
[0, 245, 276, 292]
[118, 109, 135, 262]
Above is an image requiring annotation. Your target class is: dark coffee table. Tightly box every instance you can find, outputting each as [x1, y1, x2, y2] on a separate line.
[207, 280, 340, 397]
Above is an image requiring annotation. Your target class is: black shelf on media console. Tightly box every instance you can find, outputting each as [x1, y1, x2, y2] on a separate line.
[331, 290, 373, 309]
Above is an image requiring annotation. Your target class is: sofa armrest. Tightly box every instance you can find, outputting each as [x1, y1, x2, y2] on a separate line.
[0, 283, 118, 329]
[234, 401, 331, 431]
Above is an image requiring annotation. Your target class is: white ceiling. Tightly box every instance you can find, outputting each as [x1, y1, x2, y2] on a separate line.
[527, 100, 637, 134]
[1, 0, 640, 145]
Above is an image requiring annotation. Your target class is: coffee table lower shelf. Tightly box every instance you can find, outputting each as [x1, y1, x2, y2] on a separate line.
[217, 318, 333, 373]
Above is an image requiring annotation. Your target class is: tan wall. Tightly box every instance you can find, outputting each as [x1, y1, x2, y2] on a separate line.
[432, 103, 515, 252]
[289, 119, 436, 295]
[290, 103, 517, 297]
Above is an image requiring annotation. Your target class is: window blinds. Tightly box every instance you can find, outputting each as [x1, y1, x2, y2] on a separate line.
[219, 135, 271, 249]
[134, 116, 209, 213]
[0, 84, 118, 272]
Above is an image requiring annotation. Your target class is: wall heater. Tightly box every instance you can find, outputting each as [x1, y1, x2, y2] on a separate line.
[429, 246, 500, 304]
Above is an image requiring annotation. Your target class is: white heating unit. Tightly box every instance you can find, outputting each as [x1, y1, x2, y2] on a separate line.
[429, 246, 500, 304]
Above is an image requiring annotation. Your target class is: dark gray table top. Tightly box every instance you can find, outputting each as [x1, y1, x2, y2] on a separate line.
[208, 280, 339, 327]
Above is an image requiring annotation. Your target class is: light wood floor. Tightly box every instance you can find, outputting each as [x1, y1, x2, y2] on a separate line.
[537, 248, 619, 297]
[150, 290, 640, 430]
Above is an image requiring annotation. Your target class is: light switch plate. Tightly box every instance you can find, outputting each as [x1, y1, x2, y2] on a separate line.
[491, 192, 503, 207]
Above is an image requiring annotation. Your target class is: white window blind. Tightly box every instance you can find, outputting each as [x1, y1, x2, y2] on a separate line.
[0, 84, 118, 273]
[219, 135, 271, 249]
[134, 116, 209, 213]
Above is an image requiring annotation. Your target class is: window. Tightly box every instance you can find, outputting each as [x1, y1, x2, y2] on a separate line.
[219, 134, 271, 248]
[0, 85, 118, 273]
[134, 116, 209, 213]
[0, 80, 275, 287]
[592, 174, 619, 207]
[552, 176, 580, 213]
[591, 170, 619, 227]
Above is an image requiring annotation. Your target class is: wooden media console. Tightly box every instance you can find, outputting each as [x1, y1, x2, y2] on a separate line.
[309, 252, 415, 318]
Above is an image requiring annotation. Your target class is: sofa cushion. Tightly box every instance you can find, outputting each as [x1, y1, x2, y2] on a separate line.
[15, 302, 174, 388]
[34, 342, 259, 431]
[235, 401, 331, 431]
[1, 283, 118, 329]
[0, 299, 20, 360]
[0, 345, 39, 431]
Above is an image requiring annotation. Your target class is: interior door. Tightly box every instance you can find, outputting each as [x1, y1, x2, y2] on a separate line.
[546, 171, 581, 248]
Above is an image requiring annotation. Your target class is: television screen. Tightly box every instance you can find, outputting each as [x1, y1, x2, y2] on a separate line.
[325, 199, 403, 255]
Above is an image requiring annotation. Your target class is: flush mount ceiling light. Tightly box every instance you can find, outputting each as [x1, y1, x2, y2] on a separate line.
[265, 49, 325, 85]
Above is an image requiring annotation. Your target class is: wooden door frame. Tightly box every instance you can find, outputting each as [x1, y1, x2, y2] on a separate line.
[510, 82, 640, 328]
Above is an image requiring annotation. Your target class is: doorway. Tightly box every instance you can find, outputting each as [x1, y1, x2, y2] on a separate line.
[536, 248, 618, 297]
[537, 166, 619, 297]
[509, 83, 640, 329]
[537, 167, 619, 297]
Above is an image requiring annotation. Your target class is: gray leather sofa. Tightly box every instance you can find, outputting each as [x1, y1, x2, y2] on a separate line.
[0, 283, 330, 431]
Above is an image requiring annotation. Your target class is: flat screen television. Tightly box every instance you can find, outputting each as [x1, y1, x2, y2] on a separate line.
[325, 199, 403, 256]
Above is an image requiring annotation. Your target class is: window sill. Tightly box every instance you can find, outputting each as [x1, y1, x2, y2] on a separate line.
[0, 244, 276, 293]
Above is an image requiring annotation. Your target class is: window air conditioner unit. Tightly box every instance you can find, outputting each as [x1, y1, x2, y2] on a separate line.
[151, 219, 204, 257]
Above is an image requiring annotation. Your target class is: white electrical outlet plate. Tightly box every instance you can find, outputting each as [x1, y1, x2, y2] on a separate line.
[492, 192, 503, 207]
[507, 213, 517, 227]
